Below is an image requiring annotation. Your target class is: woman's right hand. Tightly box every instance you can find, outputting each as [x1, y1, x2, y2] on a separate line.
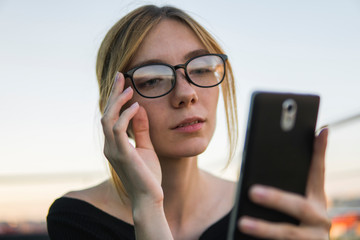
[101, 73, 173, 239]
[100, 72, 163, 209]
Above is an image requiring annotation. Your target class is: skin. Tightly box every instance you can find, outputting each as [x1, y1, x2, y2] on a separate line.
[65, 19, 331, 240]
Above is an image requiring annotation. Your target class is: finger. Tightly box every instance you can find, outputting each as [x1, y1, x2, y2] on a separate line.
[238, 216, 328, 240]
[249, 185, 327, 225]
[112, 102, 140, 155]
[239, 216, 298, 239]
[132, 106, 154, 150]
[105, 86, 134, 121]
[306, 128, 328, 201]
[101, 87, 134, 138]
[104, 72, 125, 113]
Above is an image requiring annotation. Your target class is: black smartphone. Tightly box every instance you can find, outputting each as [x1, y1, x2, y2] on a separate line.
[227, 91, 320, 240]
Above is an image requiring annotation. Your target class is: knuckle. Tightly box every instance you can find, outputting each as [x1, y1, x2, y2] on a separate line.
[321, 229, 330, 240]
[283, 226, 300, 240]
[309, 205, 332, 227]
[112, 125, 120, 135]
[304, 203, 331, 227]
[103, 149, 110, 159]
[100, 115, 109, 126]
[103, 147, 121, 165]
[299, 200, 316, 220]
[112, 122, 124, 135]
[103, 145, 112, 159]
[317, 230, 330, 240]
[320, 215, 332, 231]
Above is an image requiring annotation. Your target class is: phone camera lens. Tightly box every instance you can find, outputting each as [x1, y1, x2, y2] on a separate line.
[287, 104, 293, 112]
[281, 99, 298, 131]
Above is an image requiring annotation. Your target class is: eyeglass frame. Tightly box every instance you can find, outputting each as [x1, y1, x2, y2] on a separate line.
[123, 53, 228, 98]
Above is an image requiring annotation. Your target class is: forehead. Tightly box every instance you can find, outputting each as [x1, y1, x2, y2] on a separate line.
[130, 18, 206, 67]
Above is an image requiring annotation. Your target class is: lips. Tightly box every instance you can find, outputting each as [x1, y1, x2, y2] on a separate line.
[172, 117, 205, 130]
[177, 120, 201, 128]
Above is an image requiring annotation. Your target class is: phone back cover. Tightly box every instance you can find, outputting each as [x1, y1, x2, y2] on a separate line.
[228, 92, 320, 240]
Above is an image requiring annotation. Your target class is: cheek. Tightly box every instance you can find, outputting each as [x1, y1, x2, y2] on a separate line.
[145, 107, 170, 153]
[202, 87, 219, 136]
[204, 87, 219, 117]
[140, 102, 166, 134]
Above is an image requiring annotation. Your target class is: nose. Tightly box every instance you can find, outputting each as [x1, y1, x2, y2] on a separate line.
[170, 69, 198, 108]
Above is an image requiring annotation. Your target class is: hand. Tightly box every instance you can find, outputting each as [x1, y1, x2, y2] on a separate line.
[101, 72, 163, 207]
[238, 129, 331, 240]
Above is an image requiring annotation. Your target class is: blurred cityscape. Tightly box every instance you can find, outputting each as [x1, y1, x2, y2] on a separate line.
[0, 221, 48, 239]
[0, 171, 107, 239]
[328, 198, 360, 239]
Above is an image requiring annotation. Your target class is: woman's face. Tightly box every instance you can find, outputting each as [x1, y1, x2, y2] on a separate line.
[125, 19, 219, 159]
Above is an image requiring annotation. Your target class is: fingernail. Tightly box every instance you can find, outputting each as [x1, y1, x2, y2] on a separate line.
[111, 72, 120, 90]
[251, 185, 268, 200]
[130, 102, 139, 109]
[239, 218, 256, 231]
[115, 72, 120, 81]
[123, 86, 132, 94]
[316, 125, 329, 136]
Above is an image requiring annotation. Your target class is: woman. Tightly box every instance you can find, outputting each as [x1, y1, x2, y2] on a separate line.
[47, 5, 331, 239]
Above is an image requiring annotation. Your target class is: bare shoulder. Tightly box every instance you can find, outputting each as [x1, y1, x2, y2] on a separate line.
[63, 179, 133, 224]
[63, 180, 109, 203]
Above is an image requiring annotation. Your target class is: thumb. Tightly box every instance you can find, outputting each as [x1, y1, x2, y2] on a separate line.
[132, 106, 154, 150]
[306, 127, 328, 201]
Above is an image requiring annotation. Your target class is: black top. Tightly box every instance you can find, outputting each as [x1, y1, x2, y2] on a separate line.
[47, 197, 230, 240]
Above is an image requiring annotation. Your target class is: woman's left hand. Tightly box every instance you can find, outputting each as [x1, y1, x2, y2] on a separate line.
[238, 128, 332, 239]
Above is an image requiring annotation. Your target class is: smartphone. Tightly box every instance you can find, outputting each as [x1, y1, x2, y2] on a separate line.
[227, 91, 320, 240]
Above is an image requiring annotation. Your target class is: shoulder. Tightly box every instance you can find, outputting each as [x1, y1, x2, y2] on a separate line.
[47, 196, 135, 240]
[62, 179, 133, 224]
[48, 180, 110, 218]
[47, 180, 135, 239]
[62, 180, 107, 202]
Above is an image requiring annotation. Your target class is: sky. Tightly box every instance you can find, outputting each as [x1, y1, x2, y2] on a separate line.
[0, 0, 360, 221]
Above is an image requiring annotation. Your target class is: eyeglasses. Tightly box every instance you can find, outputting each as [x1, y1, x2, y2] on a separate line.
[124, 53, 227, 98]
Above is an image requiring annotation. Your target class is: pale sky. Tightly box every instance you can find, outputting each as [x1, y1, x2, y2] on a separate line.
[0, 0, 359, 194]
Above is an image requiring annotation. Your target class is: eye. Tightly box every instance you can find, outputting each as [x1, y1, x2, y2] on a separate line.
[189, 67, 212, 75]
[137, 78, 163, 89]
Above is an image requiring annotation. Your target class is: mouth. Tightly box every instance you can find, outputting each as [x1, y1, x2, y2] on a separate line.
[176, 120, 201, 128]
[171, 117, 205, 132]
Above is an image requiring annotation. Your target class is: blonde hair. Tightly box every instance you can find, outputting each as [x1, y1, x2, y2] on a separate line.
[96, 5, 238, 196]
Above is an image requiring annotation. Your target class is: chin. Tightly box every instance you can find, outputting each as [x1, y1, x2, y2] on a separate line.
[156, 138, 210, 158]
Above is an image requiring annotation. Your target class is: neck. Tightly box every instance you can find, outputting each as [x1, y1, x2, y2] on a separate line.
[159, 155, 206, 227]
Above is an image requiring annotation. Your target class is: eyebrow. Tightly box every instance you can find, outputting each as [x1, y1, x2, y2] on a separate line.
[183, 49, 210, 61]
[128, 49, 210, 70]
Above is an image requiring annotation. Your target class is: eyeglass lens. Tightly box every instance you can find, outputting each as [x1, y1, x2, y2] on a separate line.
[132, 55, 225, 97]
